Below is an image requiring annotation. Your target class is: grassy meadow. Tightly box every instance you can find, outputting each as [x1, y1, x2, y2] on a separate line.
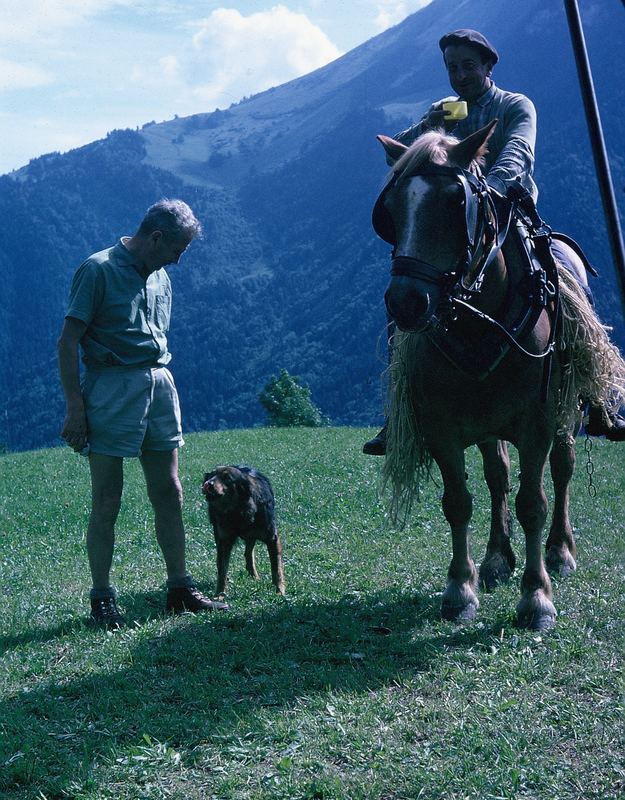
[0, 427, 623, 799]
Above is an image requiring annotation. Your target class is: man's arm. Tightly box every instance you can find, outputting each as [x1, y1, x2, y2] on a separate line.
[387, 98, 457, 164]
[484, 95, 537, 196]
[58, 316, 88, 452]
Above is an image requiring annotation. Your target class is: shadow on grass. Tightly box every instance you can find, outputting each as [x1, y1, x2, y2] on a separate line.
[0, 591, 168, 654]
[0, 587, 507, 795]
[0, 591, 510, 797]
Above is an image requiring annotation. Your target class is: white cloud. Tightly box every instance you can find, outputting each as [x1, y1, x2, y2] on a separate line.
[0, 0, 130, 43]
[183, 5, 343, 107]
[0, 58, 53, 90]
[372, 0, 433, 32]
[0, 0, 134, 92]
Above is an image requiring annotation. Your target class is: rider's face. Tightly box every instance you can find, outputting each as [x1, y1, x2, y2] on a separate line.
[444, 44, 493, 102]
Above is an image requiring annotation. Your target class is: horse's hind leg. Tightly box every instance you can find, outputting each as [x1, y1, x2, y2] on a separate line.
[434, 445, 480, 622]
[545, 429, 577, 577]
[515, 442, 557, 631]
[478, 440, 516, 590]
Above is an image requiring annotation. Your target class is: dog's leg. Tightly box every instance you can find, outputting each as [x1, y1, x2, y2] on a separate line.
[215, 532, 236, 594]
[267, 534, 285, 595]
[244, 540, 260, 580]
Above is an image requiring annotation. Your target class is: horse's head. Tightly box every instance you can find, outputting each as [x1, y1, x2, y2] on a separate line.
[373, 121, 497, 332]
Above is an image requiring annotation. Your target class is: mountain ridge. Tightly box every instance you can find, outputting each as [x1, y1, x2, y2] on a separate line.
[1, 0, 624, 452]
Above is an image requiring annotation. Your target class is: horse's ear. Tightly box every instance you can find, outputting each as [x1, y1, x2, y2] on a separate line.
[450, 119, 498, 168]
[377, 134, 408, 164]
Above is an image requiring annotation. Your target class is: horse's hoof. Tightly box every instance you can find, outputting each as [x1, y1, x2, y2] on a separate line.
[515, 611, 557, 631]
[545, 547, 577, 578]
[441, 599, 478, 623]
[515, 592, 557, 631]
[479, 554, 514, 591]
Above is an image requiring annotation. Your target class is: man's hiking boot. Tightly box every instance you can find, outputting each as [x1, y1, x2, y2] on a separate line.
[363, 424, 387, 456]
[586, 404, 625, 442]
[166, 586, 229, 614]
[89, 596, 125, 629]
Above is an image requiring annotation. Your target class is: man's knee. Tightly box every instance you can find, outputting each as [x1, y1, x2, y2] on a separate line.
[91, 491, 123, 524]
[147, 477, 183, 511]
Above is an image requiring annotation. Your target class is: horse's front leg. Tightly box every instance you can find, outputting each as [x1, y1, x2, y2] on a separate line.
[478, 439, 516, 590]
[545, 429, 577, 577]
[434, 446, 480, 622]
[515, 442, 557, 631]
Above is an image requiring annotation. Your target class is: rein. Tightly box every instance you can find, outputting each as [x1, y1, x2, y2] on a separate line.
[452, 297, 555, 360]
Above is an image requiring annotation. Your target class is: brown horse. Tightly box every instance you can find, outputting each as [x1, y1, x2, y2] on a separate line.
[374, 121, 625, 630]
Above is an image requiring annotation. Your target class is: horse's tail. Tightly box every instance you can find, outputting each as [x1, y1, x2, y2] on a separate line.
[381, 330, 434, 526]
[556, 263, 625, 430]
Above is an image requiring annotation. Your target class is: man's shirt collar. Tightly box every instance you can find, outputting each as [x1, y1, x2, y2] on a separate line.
[113, 238, 151, 280]
[473, 81, 497, 107]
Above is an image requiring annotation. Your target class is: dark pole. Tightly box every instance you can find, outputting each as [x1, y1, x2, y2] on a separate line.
[564, 0, 625, 321]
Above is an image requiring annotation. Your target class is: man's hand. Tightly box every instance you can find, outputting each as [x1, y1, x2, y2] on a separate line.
[422, 102, 457, 132]
[58, 316, 89, 452]
[61, 401, 88, 453]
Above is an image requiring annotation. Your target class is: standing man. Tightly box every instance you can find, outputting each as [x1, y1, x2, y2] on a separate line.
[363, 28, 624, 454]
[58, 198, 227, 628]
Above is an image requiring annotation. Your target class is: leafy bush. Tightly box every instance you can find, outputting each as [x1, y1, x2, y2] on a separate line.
[259, 368, 326, 427]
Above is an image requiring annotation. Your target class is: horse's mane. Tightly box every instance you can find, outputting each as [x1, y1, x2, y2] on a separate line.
[393, 129, 484, 180]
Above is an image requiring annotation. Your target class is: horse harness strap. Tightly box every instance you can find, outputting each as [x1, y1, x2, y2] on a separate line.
[415, 168, 556, 381]
[429, 199, 560, 384]
[506, 180, 561, 401]
[374, 163, 563, 384]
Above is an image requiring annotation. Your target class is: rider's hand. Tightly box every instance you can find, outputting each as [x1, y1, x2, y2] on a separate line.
[422, 105, 456, 132]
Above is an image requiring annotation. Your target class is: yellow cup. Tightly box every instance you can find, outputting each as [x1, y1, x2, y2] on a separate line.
[442, 100, 468, 121]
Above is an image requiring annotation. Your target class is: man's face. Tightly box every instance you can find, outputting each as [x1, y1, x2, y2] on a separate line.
[443, 44, 492, 102]
[149, 232, 193, 270]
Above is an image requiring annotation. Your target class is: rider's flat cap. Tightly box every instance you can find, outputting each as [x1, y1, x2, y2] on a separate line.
[439, 29, 499, 64]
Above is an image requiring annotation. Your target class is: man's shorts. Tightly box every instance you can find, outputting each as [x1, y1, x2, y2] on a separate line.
[82, 366, 184, 457]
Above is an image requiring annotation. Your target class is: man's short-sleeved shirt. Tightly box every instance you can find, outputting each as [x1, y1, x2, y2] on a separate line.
[66, 238, 172, 368]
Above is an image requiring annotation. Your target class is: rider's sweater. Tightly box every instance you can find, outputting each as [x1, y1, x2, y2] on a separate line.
[394, 82, 538, 202]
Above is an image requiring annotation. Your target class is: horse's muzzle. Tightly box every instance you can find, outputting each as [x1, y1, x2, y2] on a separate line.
[384, 277, 436, 332]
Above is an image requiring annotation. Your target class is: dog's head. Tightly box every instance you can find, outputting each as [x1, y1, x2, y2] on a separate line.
[202, 466, 251, 506]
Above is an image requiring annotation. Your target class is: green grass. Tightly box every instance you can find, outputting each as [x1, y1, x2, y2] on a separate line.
[0, 427, 623, 799]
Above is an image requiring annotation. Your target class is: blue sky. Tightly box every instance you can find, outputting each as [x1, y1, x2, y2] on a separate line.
[0, 0, 432, 175]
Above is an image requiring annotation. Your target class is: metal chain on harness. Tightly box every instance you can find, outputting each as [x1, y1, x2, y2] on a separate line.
[584, 433, 597, 498]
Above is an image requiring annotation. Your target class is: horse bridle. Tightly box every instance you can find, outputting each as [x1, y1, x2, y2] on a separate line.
[373, 164, 510, 301]
[373, 162, 558, 377]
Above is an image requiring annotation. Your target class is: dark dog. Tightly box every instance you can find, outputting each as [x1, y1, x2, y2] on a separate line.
[201, 465, 285, 595]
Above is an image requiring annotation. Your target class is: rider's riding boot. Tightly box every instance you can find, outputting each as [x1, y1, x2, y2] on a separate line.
[363, 423, 387, 456]
[586, 404, 625, 441]
[606, 413, 625, 441]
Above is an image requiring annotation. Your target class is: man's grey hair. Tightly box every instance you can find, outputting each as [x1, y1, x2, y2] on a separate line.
[137, 198, 203, 241]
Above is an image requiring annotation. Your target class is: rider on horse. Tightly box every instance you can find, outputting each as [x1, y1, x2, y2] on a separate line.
[363, 28, 625, 454]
